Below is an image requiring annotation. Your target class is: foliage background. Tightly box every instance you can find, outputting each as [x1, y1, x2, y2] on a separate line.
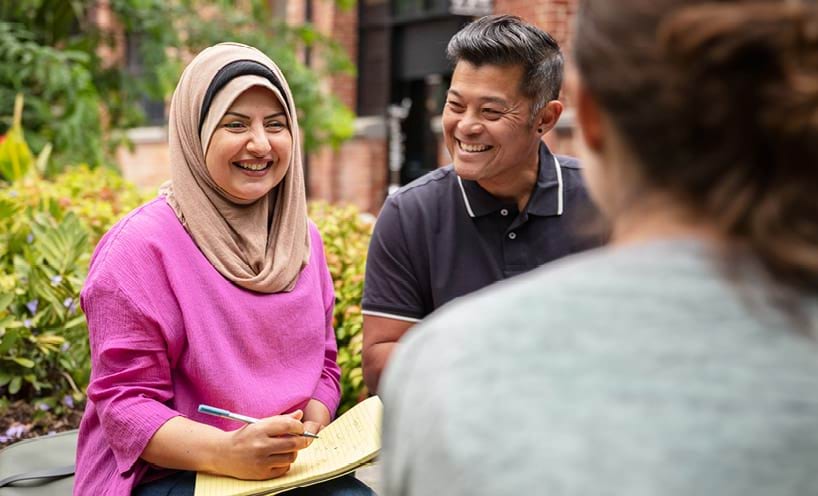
[0, 166, 147, 417]
[0, 0, 355, 173]
[309, 203, 372, 415]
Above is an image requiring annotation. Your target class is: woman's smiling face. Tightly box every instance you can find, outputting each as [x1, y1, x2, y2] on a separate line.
[205, 85, 292, 202]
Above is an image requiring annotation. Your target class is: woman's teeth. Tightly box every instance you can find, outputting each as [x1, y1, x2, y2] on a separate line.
[233, 161, 270, 171]
[458, 141, 491, 152]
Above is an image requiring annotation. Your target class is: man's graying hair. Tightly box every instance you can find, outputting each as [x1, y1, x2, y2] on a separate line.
[446, 15, 564, 116]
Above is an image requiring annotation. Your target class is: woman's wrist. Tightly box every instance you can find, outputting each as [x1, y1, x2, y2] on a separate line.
[302, 399, 331, 429]
[142, 416, 231, 474]
[202, 428, 232, 474]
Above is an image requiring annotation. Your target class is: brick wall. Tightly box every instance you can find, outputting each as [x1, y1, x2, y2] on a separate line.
[307, 0, 357, 109]
[493, 0, 578, 48]
[307, 135, 388, 214]
[328, 2, 358, 110]
[305, 0, 388, 212]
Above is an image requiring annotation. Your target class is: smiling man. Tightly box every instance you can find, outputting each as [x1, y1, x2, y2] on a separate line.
[361, 15, 600, 392]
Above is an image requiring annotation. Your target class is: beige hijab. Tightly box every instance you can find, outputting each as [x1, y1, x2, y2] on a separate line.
[161, 42, 310, 293]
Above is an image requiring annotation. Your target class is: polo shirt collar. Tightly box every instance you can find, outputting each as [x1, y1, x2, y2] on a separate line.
[456, 142, 564, 218]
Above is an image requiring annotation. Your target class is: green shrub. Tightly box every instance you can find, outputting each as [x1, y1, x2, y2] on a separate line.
[0, 170, 373, 417]
[0, 0, 355, 172]
[310, 202, 374, 415]
[0, 167, 148, 414]
[42, 165, 148, 245]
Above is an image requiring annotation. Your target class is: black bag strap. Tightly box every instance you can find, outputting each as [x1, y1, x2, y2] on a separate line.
[0, 464, 75, 488]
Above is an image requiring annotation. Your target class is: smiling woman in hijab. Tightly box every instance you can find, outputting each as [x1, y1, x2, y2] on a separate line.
[73, 43, 374, 496]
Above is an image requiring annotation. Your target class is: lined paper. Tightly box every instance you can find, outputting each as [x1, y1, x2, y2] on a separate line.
[194, 396, 382, 496]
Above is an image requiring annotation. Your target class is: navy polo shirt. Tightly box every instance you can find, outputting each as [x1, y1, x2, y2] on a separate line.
[362, 143, 600, 322]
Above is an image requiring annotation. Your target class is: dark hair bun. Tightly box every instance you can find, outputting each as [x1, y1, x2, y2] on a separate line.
[660, 3, 818, 138]
[574, 0, 818, 293]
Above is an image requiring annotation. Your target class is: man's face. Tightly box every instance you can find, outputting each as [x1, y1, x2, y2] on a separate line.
[442, 61, 541, 186]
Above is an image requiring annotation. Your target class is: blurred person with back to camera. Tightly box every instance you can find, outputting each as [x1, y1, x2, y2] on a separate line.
[380, 1, 818, 495]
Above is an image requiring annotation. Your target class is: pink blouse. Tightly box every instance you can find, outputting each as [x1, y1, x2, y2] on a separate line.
[74, 198, 341, 495]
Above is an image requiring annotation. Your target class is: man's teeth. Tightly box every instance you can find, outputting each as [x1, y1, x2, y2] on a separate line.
[458, 141, 491, 152]
[234, 161, 270, 171]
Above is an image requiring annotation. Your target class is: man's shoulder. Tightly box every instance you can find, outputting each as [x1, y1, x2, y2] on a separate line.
[387, 166, 458, 206]
[555, 154, 581, 170]
[371, 166, 459, 252]
[554, 154, 587, 191]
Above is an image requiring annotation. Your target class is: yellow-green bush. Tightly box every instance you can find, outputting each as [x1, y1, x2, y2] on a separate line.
[0, 167, 149, 412]
[309, 202, 373, 415]
[1, 168, 373, 416]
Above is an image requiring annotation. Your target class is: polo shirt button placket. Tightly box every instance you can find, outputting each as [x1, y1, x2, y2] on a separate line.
[500, 208, 509, 217]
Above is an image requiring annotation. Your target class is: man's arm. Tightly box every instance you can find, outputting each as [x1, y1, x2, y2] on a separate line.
[362, 314, 415, 393]
[362, 195, 427, 393]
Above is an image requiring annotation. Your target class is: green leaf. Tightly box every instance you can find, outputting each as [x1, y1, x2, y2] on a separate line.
[0, 327, 20, 354]
[8, 376, 21, 394]
[0, 197, 20, 222]
[0, 293, 12, 312]
[31, 211, 88, 273]
[35, 142, 52, 177]
[0, 94, 35, 181]
[64, 314, 86, 330]
[11, 356, 35, 368]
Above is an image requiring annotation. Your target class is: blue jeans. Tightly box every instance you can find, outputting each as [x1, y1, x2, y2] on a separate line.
[132, 471, 374, 496]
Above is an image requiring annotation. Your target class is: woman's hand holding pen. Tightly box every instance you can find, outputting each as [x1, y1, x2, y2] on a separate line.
[221, 410, 311, 480]
[142, 410, 312, 481]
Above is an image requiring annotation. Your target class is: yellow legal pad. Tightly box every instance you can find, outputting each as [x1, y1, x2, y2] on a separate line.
[194, 395, 382, 496]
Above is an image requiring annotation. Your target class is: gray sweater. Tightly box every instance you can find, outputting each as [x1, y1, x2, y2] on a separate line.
[381, 239, 818, 496]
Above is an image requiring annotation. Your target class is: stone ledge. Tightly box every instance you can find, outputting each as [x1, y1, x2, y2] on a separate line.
[125, 126, 167, 144]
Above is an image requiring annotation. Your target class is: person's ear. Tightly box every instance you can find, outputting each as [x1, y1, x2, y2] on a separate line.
[535, 100, 563, 135]
[575, 80, 605, 152]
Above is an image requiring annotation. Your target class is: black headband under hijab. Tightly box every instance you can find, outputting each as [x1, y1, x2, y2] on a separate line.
[198, 59, 290, 135]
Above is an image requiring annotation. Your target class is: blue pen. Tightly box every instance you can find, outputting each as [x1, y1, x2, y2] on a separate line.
[198, 404, 320, 438]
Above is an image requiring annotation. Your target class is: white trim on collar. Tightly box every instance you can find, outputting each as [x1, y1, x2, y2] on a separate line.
[456, 175, 476, 218]
[553, 155, 564, 216]
[457, 156, 564, 217]
[361, 310, 422, 323]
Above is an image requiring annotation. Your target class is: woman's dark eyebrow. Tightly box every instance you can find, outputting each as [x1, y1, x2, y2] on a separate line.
[223, 111, 286, 119]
